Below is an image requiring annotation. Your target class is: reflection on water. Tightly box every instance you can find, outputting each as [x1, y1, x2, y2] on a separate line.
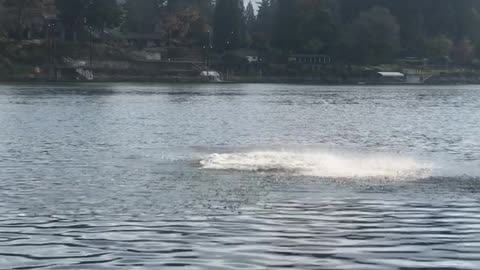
[0, 83, 480, 269]
[1, 199, 480, 270]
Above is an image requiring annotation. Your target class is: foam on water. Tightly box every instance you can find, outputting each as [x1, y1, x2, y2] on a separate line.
[200, 150, 432, 178]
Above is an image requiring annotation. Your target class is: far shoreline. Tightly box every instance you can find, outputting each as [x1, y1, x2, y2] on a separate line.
[1, 78, 479, 86]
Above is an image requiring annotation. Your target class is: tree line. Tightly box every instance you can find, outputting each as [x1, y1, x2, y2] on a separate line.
[1, 0, 480, 65]
[225, 0, 480, 65]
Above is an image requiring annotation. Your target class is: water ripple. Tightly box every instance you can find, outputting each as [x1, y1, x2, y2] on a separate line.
[2, 83, 480, 269]
[0, 199, 478, 269]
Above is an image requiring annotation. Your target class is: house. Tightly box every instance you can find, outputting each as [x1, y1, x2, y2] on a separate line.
[126, 32, 163, 48]
[376, 72, 405, 83]
[232, 49, 262, 64]
[246, 55, 260, 63]
[288, 54, 331, 64]
[288, 54, 331, 71]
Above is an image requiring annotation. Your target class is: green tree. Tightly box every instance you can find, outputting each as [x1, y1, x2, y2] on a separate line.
[2, 0, 46, 39]
[272, 0, 297, 51]
[86, 0, 122, 31]
[57, 0, 122, 40]
[272, 0, 338, 54]
[245, 1, 256, 33]
[452, 38, 475, 65]
[388, 0, 425, 54]
[167, 0, 213, 17]
[337, 0, 480, 59]
[344, 6, 400, 64]
[0, 1, 6, 37]
[251, 0, 272, 49]
[162, 7, 209, 46]
[213, 0, 245, 51]
[124, 0, 163, 33]
[295, 0, 338, 54]
[339, 0, 385, 23]
[424, 35, 453, 63]
[255, 0, 271, 33]
[56, 0, 90, 40]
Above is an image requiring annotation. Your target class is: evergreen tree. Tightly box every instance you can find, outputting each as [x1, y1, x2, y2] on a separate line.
[295, 0, 338, 54]
[167, 0, 213, 18]
[424, 35, 453, 63]
[272, 0, 297, 51]
[57, 0, 121, 40]
[255, 0, 271, 33]
[251, 0, 272, 49]
[56, 0, 91, 41]
[272, 0, 337, 53]
[344, 6, 400, 64]
[50, 0, 480, 64]
[213, 0, 245, 51]
[245, 1, 256, 33]
[124, 0, 163, 33]
[2, 0, 46, 39]
[86, 0, 122, 30]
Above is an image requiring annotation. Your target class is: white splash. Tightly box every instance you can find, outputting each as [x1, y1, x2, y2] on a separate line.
[200, 150, 432, 178]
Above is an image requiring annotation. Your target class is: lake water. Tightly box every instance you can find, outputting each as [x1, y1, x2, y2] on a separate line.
[1, 83, 480, 270]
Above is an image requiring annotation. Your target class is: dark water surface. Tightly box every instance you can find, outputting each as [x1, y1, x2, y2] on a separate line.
[1, 83, 480, 269]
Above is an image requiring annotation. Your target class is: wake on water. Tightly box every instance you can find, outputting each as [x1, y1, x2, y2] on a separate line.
[200, 149, 432, 179]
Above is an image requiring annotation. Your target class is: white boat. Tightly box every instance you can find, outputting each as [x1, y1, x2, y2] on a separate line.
[200, 70, 223, 82]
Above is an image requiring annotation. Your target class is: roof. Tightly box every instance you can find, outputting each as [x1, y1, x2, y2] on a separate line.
[201, 71, 221, 77]
[289, 54, 330, 57]
[378, 72, 405, 77]
[126, 32, 162, 40]
[233, 49, 260, 57]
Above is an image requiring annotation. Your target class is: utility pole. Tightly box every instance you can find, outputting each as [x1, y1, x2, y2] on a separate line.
[207, 30, 212, 70]
[225, 31, 234, 80]
[53, 23, 57, 81]
[168, 29, 172, 47]
[47, 21, 51, 80]
[87, 0, 93, 68]
[46, 20, 56, 81]
[89, 26, 93, 68]
[84, 16, 93, 68]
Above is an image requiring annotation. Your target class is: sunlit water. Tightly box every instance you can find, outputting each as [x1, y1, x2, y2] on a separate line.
[1, 83, 480, 270]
